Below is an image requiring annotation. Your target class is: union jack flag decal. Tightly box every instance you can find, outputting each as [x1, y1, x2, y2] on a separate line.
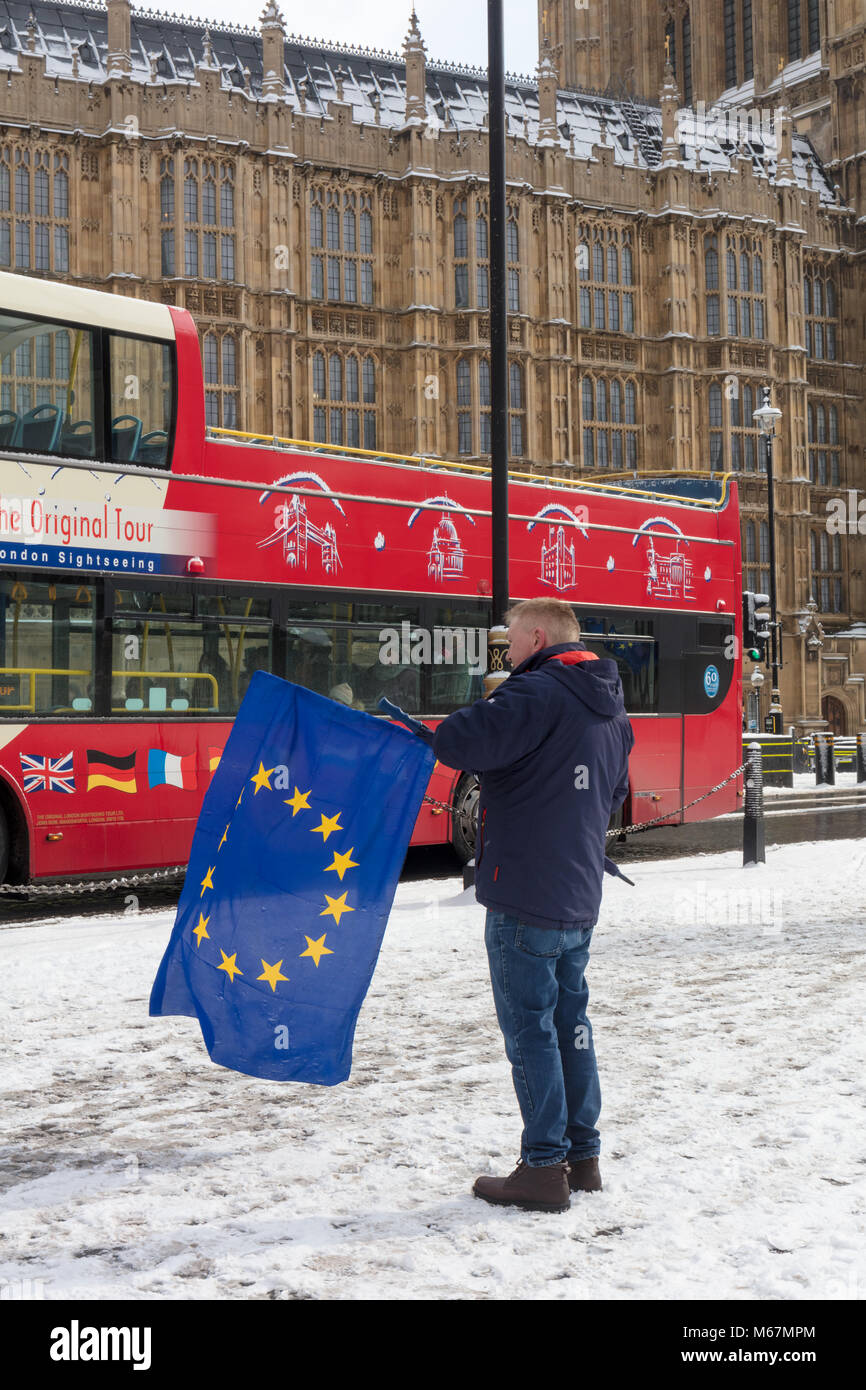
[19, 752, 75, 794]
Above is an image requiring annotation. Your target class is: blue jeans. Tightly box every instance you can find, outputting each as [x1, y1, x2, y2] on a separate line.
[484, 910, 601, 1167]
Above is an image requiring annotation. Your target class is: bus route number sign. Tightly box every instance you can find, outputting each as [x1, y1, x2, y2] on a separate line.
[703, 664, 720, 699]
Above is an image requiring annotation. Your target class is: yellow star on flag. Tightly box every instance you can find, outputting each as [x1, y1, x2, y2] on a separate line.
[236, 786, 245, 808]
[284, 786, 312, 816]
[325, 847, 359, 881]
[217, 949, 243, 982]
[218, 824, 229, 851]
[300, 934, 334, 967]
[311, 811, 342, 842]
[257, 959, 289, 992]
[320, 891, 354, 925]
[250, 761, 276, 795]
[200, 865, 215, 895]
[193, 912, 210, 947]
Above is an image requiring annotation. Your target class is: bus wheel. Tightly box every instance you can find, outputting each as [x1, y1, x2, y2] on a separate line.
[0, 807, 8, 884]
[450, 774, 480, 865]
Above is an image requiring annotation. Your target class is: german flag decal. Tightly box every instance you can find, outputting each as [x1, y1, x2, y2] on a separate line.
[86, 749, 137, 794]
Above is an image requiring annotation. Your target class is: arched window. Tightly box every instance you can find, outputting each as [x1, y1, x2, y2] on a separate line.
[509, 362, 525, 456]
[346, 356, 359, 403]
[681, 9, 693, 107]
[745, 521, 757, 563]
[788, 0, 821, 63]
[724, 0, 737, 87]
[742, 0, 753, 81]
[453, 200, 468, 259]
[457, 357, 472, 454]
[705, 236, 720, 335]
[158, 156, 175, 275]
[329, 353, 342, 403]
[507, 211, 520, 312]
[479, 358, 491, 453]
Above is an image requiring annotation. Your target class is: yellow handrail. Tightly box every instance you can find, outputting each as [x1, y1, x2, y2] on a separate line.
[207, 426, 732, 509]
[0, 667, 219, 713]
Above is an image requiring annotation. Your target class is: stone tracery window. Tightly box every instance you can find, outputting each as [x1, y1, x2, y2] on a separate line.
[0, 145, 70, 274]
[202, 330, 238, 429]
[808, 401, 841, 486]
[705, 233, 765, 339]
[580, 374, 638, 470]
[803, 267, 838, 361]
[162, 156, 235, 282]
[456, 355, 525, 457]
[311, 188, 374, 305]
[312, 349, 377, 449]
[708, 380, 763, 471]
[810, 528, 843, 613]
[576, 224, 635, 334]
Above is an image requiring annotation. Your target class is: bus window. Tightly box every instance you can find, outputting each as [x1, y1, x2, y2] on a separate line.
[0, 575, 95, 714]
[600, 628, 658, 714]
[112, 598, 271, 715]
[108, 335, 173, 467]
[0, 313, 97, 458]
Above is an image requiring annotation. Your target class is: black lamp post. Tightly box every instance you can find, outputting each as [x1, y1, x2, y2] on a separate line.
[488, 0, 508, 627]
[752, 386, 784, 733]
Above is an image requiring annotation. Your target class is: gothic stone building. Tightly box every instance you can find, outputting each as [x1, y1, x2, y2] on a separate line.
[0, 0, 863, 734]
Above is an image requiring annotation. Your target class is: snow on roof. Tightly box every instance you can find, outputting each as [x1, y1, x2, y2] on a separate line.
[0, 0, 834, 198]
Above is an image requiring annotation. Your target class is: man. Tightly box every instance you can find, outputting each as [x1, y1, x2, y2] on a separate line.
[433, 598, 634, 1214]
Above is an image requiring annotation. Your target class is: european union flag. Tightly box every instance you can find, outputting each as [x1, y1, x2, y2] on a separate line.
[149, 672, 434, 1084]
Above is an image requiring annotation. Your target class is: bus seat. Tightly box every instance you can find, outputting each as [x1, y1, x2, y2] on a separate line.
[147, 686, 167, 711]
[112, 415, 143, 461]
[124, 697, 145, 711]
[62, 420, 95, 457]
[20, 403, 64, 452]
[0, 409, 19, 447]
[137, 429, 168, 465]
[71, 697, 92, 711]
[170, 697, 189, 711]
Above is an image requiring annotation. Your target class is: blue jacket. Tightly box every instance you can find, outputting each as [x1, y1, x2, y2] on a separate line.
[433, 643, 635, 930]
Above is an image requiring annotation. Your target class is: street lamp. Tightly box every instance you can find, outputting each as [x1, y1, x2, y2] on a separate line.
[752, 386, 784, 733]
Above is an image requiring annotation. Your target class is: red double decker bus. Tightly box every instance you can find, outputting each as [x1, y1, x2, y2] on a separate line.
[0, 271, 744, 887]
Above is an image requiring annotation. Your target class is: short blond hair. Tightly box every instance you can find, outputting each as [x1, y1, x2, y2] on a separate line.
[505, 598, 581, 644]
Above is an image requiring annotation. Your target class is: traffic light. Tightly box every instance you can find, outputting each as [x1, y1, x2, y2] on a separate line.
[742, 591, 771, 663]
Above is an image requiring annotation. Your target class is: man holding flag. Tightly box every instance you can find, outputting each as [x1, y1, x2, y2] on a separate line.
[433, 598, 634, 1214]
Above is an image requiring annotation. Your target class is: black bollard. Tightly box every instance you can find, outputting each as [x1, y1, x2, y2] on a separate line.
[826, 731, 836, 786]
[815, 733, 827, 786]
[743, 742, 765, 866]
[857, 732, 866, 785]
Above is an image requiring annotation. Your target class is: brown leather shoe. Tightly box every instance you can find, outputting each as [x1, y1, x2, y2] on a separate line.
[473, 1159, 570, 1213]
[567, 1156, 602, 1192]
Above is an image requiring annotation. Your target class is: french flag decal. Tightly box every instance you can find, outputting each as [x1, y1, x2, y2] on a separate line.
[147, 749, 197, 791]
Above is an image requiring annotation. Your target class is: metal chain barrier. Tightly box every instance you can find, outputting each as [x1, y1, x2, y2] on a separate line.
[604, 760, 748, 840]
[0, 765, 748, 902]
[0, 866, 186, 900]
[425, 760, 749, 840]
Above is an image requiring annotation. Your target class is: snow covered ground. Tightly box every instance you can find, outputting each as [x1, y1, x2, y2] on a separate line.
[1, 836, 865, 1302]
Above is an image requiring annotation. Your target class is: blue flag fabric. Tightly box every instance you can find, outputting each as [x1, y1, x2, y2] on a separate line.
[149, 672, 434, 1084]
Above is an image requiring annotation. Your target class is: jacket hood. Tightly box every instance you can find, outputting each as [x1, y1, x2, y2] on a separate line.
[512, 642, 627, 719]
